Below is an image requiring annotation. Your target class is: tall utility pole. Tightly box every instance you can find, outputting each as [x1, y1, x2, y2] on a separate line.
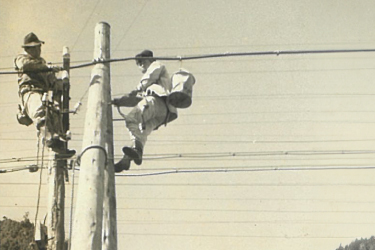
[62, 47, 71, 137]
[47, 47, 71, 250]
[47, 154, 65, 250]
[101, 30, 118, 250]
[71, 22, 114, 250]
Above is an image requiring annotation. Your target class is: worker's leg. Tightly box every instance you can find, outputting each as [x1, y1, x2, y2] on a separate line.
[123, 96, 167, 165]
[23, 91, 45, 123]
[23, 91, 74, 157]
[125, 96, 167, 146]
[24, 91, 59, 136]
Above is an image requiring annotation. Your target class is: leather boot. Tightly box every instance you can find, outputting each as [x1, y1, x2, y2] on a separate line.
[122, 141, 143, 165]
[46, 138, 76, 158]
[114, 155, 132, 172]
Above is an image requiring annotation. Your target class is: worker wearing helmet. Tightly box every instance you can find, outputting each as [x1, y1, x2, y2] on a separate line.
[112, 50, 177, 171]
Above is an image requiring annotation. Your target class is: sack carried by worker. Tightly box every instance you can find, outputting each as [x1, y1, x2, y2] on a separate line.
[16, 104, 33, 126]
[168, 70, 196, 109]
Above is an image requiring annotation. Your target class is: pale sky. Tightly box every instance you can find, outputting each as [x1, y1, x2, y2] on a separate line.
[1, 1, 375, 249]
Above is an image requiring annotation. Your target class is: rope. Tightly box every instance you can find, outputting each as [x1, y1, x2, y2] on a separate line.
[2, 48, 375, 75]
[33, 104, 49, 240]
[68, 160, 76, 250]
[116, 106, 127, 120]
[71, 74, 100, 115]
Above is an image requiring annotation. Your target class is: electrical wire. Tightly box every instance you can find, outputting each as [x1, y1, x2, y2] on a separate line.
[116, 219, 375, 226]
[4, 137, 375, 145]
[70, 0, 102, 51]
[114, 0, 149, 50]
[115, 232, 362, 239]
[2, 48, 375, 75]
[136, 150, 375, 159]
[117, 165, 375, 177]
[0, 165, 38, 173]
[1, 149, 375, 166]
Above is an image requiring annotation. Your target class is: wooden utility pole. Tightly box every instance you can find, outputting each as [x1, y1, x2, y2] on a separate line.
[71, 22, 114, 250]
[47, 47, 71, 250]
[47, 155, 65, 250]
[62, 46, 70, 135]
[102, 51, 117, 249]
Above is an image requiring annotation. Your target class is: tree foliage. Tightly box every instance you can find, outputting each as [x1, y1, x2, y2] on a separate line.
[0, 214, 36, 250]
[336, 237, 375, 250]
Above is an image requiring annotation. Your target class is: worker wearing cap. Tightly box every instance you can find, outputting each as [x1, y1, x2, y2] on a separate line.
[14, 32, 75, 155]
[112, 50, 177, 171]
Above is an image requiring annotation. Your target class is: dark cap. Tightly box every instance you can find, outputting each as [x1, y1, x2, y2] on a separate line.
[135, 50, 154, 64]
[136, 49, 153, 58]
[22, 32, 45, 48]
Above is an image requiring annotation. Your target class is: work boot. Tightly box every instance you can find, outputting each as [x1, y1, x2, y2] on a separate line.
[122, 141, 143, 165]
[46, 137, 63, 149]
[46, 138, 76, 158]
[60, 149, 76, 159]
[114, 155, 132, 172]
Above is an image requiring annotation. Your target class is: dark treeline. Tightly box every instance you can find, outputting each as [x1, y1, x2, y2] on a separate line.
[336, 237, 375, 250]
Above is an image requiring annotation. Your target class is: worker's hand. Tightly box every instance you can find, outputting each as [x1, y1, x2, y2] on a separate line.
[111, 98, 122, 106]
[48, 65, 63, 73]
[129, 89, 139, 97]
[111, 94, 142, 107]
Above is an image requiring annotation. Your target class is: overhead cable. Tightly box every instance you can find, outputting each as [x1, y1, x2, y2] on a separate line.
[1, 48, 375, 75]
[0, 164, 39, 174]
[116, 165, 375, 177]
[1, 149, 375, 165]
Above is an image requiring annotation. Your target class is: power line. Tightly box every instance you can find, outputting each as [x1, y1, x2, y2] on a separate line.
[2, 164, 375, 181]
[70, 0, 102, 51]
[116, 219, 375, 226]
[116, 206, 375, 213]
[2, 48, 375, 75]
[139, 150, 375, 159]
[1, 195, 375, 205]
[113, 197, 375, 204]
[124, 138, 375, 144]
[117, 166, 375, 177]
[114, 0, 149, 50]
[115, 232, 363, 239]
[1, 149, 375, 166]
[4, 204, 373, 215]
[54, 48, 375, 71]
[1, 149, 374, 164]
[113, 119, 375, 125]
[3, 137, 375, 145]
[114, 176, 375, 186]
[0, 165, 38, 173]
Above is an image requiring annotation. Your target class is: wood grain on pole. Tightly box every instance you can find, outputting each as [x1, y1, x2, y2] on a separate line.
[71, 22, 111, 250]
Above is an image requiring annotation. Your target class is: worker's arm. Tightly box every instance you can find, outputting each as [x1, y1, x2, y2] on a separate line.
[14, 55, 49, 72]
[112, 94, 142, 107]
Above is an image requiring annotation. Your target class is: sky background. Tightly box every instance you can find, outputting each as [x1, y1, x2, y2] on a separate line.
[1, 0, 375, 249]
